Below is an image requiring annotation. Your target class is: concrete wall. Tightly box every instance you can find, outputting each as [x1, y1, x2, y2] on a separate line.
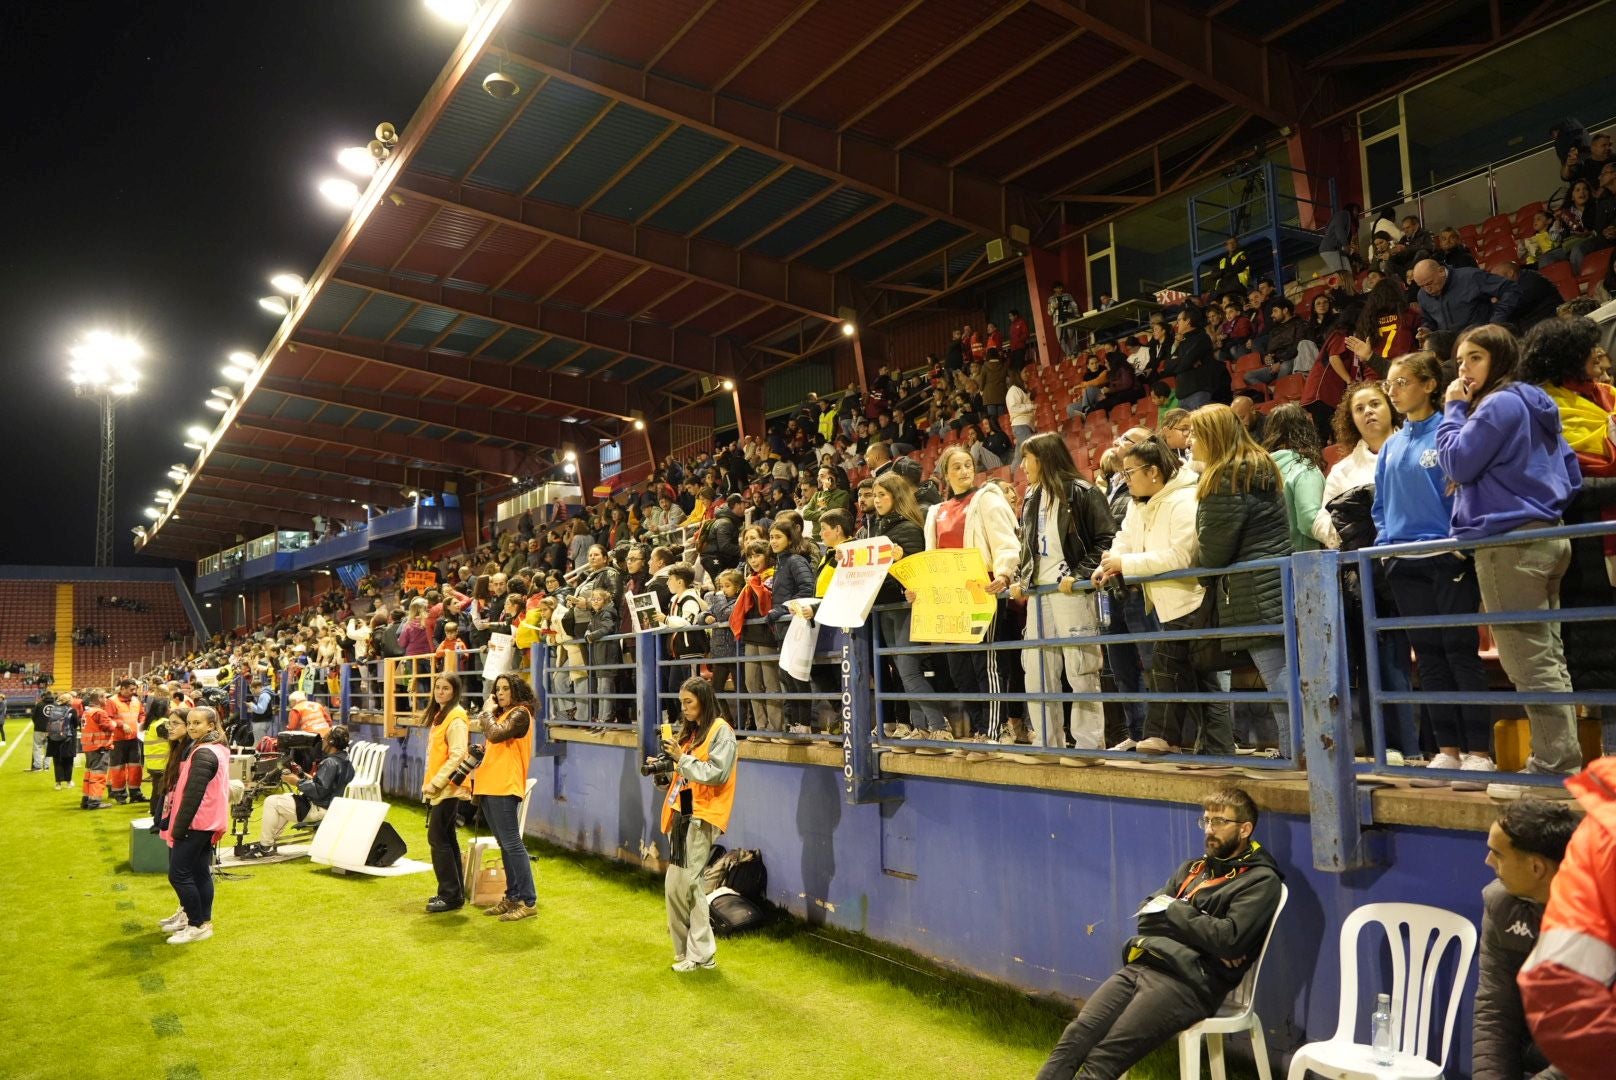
[354, 720, 1492, 1072]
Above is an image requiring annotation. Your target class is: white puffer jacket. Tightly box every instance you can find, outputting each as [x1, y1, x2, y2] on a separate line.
[1111, 468, 1203, 622]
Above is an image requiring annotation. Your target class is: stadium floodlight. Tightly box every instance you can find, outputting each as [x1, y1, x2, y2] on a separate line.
[210, 386, 233, 400]
[318, 176, 361, 209]
[183, 441, 204, 450]
[632, 418, 646, 430]
[68, 331, 144, 566]
[204, 398, 228, 412]
[220, 364, 251, 382]
[425, 0, 478, 24]
[258, 295, 290, 316]
[337, 146, 376, 177]
[562, 449, 577, 463]
[721, 379, 735, 391]
[841, 320, 856, 337]
[155, 490, 173, 502]
[185, 425, 211, 441]
[563, 462, 576, 476]
[269, 272, 306, 296]
[142, 507, 160, 520]
[167, 470, 186, 482]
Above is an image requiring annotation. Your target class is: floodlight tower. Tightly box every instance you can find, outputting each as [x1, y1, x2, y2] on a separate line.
[68, 332, 143, 566]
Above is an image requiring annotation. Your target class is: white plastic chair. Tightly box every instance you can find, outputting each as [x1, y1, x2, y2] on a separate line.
[1286, 903, 1477, 1080]
[343, 742, 385, 802]
[1176, 883, 1289, 1080]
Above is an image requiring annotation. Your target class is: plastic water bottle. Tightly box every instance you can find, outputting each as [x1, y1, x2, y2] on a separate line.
[1371, 993, 1395, 1066]
[1096, 587, 1112, 629]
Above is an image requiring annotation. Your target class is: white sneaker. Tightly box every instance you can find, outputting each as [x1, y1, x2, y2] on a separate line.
[671, 957, 716, 972]
[167, 923, 213, 945]
[1453, 753, 1495, 791]
[158, 909, 188, 932]
[889, 724, 914, 739]
[1384, 750, 1405, 767]
[1109, 738, 1137, 752]
[1427, 752, 1462, 770]
[912, 729, 954, 756]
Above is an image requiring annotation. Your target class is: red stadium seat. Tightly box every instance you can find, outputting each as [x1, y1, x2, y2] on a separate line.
[1578, 247, 1613, 293]
[1511, 201, 1546, 229]
[1539, 260, 1579, 300]
[1271, 374, 1306, 403]
[1108, 402, 1133, 429]
[1323, 443, 1347, 469]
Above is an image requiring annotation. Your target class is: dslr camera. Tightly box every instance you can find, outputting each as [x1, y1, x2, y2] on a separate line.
[639, 752, 676, 784]
[448, 742, 485, 785]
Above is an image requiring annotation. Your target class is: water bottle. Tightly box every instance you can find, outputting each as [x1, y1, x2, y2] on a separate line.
[1096, 587, 1112, 629]
[1371, 993, 1395, 1066]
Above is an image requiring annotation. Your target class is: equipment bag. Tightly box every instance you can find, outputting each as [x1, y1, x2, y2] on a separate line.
[708, 888, 770, 936]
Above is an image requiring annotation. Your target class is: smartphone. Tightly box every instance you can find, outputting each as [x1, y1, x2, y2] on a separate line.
[659, 723, 675, 745]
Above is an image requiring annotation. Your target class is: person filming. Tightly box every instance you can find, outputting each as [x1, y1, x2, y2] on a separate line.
[477, 673, 538, 922]
[238, 725, 355, 859]
[656, 676, 737, 972]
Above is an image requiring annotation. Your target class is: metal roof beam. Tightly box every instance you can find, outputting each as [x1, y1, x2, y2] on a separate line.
[291, 331, 648, 421]
[196, 461, 396, 507]
[232, 414, 530, 478]
[1029, 0, 1306, 126]
[214, 435, 456, 494]
[395, 177, 841, 322]
[331, 266, 742, 382]
[185, 476, 367, 523]
[169, 504, 312, 534]
[495, 29, 1032, 240]
[256, 375, 580, 451]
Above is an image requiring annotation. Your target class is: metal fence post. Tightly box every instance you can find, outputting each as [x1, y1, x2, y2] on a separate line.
[337, 662, 350, 722]
[531, 639, 561, 759]
[1292, 549, 1379, 871]
[277, 667, 290, 729]
[843, 623, 902, 805]
[636, 634, 661, 762]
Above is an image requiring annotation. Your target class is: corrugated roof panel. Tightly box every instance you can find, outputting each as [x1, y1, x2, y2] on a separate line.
[412, 55, 540, 179]
[529, 108, 672, 207]
[844, 220, 969, 280]
[522, 339, 582, 368]
[312, 405, 359, 426]
[722, 2, 890, 109]
[345, 412, 387, 431]
[578, 0, 711, 67]
[636, 367, 688, 391]
[384, 418, 423, 436]
[798, 205, 924, 271]
[589, 127, 730, 222]
[300, 282, 368, 334]
[645, 147, 782, 234]
[448, 430, 481, 444]
[653, 0, 804, 88]
[391, 306, 459, 348]
[702, 169, 836, 249]
[745, 188, 879, 259]
[259, 462, 296, 477]
[479, 328, 540, 361]
[435, 315, 503, 356]
[563, 348, 620, 375]
[343, 293, 415, 341]
[907, 242, 987, 288]
[468, 78, 611, 193]
[243, 390, 287, 417]
[273, 397, 321, 423]
[418, 424, 453, 441]
[610, 357, 652, 381]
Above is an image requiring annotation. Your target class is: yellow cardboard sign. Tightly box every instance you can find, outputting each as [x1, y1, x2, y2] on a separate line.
[887, 549, 997, 643]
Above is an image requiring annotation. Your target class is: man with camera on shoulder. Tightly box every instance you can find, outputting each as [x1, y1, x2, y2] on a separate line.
[237, 725, 355, 859]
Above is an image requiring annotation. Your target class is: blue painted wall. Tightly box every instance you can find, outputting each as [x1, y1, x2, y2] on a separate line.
[357, 721, 1492, 1071]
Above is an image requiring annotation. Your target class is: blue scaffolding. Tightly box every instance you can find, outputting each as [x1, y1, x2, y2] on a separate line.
[1187, 160, 1337, 296]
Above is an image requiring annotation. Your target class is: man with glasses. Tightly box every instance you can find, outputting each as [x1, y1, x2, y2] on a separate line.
[1036, 787, 1283, 1080]
[1412, 258, 1521, 334]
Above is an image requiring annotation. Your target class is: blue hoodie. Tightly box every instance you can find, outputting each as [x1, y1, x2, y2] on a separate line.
[1373, 411, 1455, 544]
[1436, 382, 1581, 540]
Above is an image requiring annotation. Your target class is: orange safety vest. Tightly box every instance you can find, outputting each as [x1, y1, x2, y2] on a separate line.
[473, 706, 533, 798]
[80, 707, 117, 752]
[109, 694, 143, 741]
[424, 707, 472, 801]
[659, 719, 736, 836]
[288, 700, 330, 734]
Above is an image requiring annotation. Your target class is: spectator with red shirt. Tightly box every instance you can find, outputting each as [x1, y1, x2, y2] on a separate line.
[1007, 309, 1030, 367]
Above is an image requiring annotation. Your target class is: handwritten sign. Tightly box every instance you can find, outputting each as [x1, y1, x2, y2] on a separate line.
[403, 570, 437, 593]
[887, 549, 997, 643]
[815, 538, 898, 629]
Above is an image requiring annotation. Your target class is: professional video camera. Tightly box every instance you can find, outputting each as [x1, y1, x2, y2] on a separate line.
[227, 730, 322, 857]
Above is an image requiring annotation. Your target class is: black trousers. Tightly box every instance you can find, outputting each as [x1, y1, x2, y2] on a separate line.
[1383, 555, 1491, 753]
[426, 799, 464, 904]
[1144, 609, 1233, 755]
[1035, 965, 1214, 1080]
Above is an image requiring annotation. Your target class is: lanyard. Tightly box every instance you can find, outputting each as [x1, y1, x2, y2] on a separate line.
[1174, 859, 1247, 903]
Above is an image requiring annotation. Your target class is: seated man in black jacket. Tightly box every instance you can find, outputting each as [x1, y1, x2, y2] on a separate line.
[1037, 787, 1284, 1080]
[239, 725, 356, 857]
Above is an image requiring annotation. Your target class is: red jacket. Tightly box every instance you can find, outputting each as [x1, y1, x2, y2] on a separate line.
[1519, 759, 1616, 1079]
[81, 706, 117, 752]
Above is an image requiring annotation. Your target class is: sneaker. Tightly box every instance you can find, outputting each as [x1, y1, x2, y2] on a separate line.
[499, 902, 538, 922]
[127, 791, 148, 803]
[910, 729, 953, 756]
[889, 724, 914, 740]
[786, 724, 811, 737]
[997, 730, 1019, 746]
[1487, 780, 1577, 801]
[236, 843, 276, 860]
[1134, 737, 1172, 754]
[167, 923, 213, 945]
[1453, 753, 1495, 791]
[1411, 752, 1462, 787]
[1109, 738, 1137, 752]
[483, 898, 516, 917]
[425, 897, 464, 914]
[158, 909, 188, 932]
[54, 782, 63, 791]
[671, 957, 716, 972]
[1385, 750, 1405, 767]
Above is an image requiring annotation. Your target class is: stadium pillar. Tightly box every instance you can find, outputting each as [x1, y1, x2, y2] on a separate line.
[730, 378, 765, 444]
[641, 421, 671, 472]
[1286, 124, 1362, 229]
[1023, 244, 1086, 368]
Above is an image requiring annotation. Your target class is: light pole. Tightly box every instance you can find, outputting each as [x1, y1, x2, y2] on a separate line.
[68, 332, 142, 566]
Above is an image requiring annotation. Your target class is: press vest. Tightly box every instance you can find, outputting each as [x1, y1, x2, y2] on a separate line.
[424, 707, 472, 802]
[475, 707, 533, 798]
[660, 720, 736, 835]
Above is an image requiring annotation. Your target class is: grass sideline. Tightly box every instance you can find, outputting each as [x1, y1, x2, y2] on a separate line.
[0, 719, 1216, 1079]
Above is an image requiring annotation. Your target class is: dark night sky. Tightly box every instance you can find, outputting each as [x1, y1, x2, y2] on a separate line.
[0, 2, 456, 568]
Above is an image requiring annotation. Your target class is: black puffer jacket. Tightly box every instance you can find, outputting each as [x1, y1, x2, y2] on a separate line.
[861, 512, 926, 606]
[1195, 470, 1292, 652]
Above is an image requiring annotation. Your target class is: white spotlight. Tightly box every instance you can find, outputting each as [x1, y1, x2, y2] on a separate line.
[721, 379, 735, 391]
[185, 425, 211, 441]
[841, 321, 856, 337]
[258, 295, 290, 316]
[562, 449, 577, 463]
[183, 441, 204, 450]
[318, 177, 361, 209]
[143, 507, 160, 520]
[156, 490, 173, 502]
[269, 273, 306, 296]
[563, 462, 576, 476]
[210, 386, 234, 400]
[204, 398, 229, 412]
[221, 365, 251, 382]
[425, 0, 478, 24]
[632, 418, 646, 431]
[337, 146, 376, 177]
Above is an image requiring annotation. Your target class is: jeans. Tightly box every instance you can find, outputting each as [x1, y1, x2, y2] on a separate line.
[168, 830, 216, 926]
[1246, 641, 1292, 757]
[1384, 555, 1492, 754]
[481, 793, 537, 906]
[985, 403, 1005, 418]
[1012, 424, 1035, 446]
[1104, 587, 1156, 740]
[1035, 964, 1215, 1080]
[32, 730, 48, 770]
[1244, 361, 1291, 387]
[1473, 529, 1581, 774]
[426, 799, 464, 904]
[878, 609, 944, 732]
[1177, 391, 1212, 411]
[743, 642, 784, 731]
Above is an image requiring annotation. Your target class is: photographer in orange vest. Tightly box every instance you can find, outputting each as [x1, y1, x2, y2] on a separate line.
[108, 677, 147, 804]
[79, 689, 118, 810]
[656, 675, 737, 973]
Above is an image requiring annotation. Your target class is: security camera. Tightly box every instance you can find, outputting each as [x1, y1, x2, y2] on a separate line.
[483, 71, 520, 100]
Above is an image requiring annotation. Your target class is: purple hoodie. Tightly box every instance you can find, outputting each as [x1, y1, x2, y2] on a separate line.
[1436, 381, 1581, 540]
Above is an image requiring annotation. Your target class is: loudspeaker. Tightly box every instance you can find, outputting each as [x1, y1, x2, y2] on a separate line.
[366, 821, 407, 867]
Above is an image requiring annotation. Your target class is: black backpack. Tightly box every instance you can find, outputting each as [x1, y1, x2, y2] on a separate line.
[43, 703, 73, 742]
[701, 846, 771, 935]
[668, 595, 710, 659]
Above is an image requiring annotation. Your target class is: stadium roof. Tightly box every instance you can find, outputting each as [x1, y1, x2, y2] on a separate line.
[138, 0, 1588, 559]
